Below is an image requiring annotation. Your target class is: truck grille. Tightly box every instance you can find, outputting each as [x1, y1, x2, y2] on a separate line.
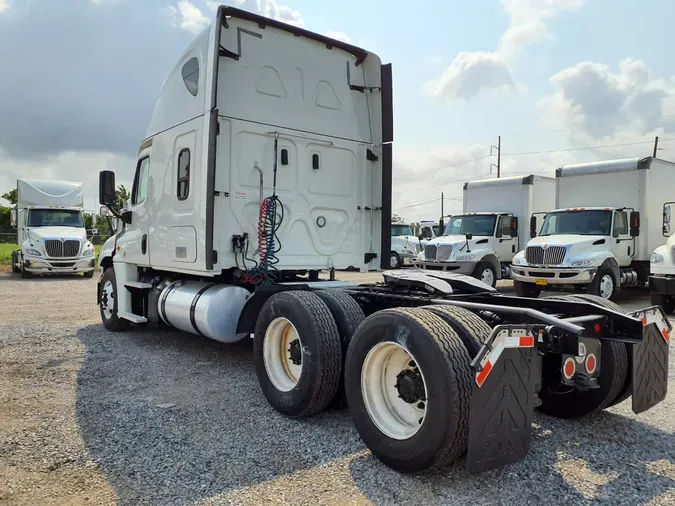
[437, 245, 453, 262]
[526, 245, 566, 265]
[425, 245, 437, 260]
[44, 239, 80, 258]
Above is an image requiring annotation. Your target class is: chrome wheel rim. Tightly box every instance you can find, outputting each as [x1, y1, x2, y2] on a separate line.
[390, 254, 399, 268]
[599, 274, 614, 299]
[100, 280, 114, 320]
[481, 268, 495, 287]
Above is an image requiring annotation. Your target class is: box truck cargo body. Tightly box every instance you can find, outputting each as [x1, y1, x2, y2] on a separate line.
[9, 179, 97, 278]
[414, 175, 555, 286]
[511, 157, 675, 300]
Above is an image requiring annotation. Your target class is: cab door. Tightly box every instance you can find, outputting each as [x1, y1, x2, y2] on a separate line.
[116, 149, 152, 266]
[612, 209, 633, 266]
[494, 214, 517, 262]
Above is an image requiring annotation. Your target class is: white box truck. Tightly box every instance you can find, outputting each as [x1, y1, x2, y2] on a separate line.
[93, 5, 670, 477]
[511, 157, 675, 300]
[414, 175, 555, 287]
[9, 179, 97, 278]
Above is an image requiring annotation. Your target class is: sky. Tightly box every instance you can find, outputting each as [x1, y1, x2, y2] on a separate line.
[0, 0, 673, 222]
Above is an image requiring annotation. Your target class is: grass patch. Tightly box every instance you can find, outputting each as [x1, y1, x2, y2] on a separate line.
[0, 244, 103, 265]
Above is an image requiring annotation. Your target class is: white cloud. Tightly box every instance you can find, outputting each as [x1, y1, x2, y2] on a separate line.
[423, 51, 517, 102]
[425, 0, 584, 102]
[0, 0, 10, 15]
[169, 0, 210, 34]
[182, 0, 305, 32]
[538, 58, 675, 157]
[324, 31, 351, 44]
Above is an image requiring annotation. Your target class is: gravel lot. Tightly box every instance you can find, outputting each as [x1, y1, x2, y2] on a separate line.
[1, 270, 674, 505]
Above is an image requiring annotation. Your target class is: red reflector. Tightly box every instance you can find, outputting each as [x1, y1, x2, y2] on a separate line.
[662, 328, 670, 344]
[519, 336, 535, 347]
[642, 317, 647, 325]
[476, 361, 493, 387]
[585, 354, 596, 374]
[594, 324, 601, 333]
[563, 358, 575, 379]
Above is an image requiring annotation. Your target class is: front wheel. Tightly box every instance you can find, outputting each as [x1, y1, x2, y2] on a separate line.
[514, 280, 541, 298]
[650, 292, 675, 315]
[20, 262, 33, 279]
[99, 267, 130, 331]
[389, 251, 401, 269]
[83, 269, 95, 279]
[473, 262, 497, 288]
[11, 251, 21, 274]
[588, 267, 616, 300]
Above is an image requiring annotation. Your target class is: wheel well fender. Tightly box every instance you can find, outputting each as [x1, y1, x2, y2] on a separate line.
[99, 255, 114, 270]
[600, 257, 620, 285]
[236, 285, 311, 335]
[475, 253, 501, 280]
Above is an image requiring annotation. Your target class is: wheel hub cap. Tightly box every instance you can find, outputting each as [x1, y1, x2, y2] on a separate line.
[600, 274, 614, 298]
[394, 369, 425, 404]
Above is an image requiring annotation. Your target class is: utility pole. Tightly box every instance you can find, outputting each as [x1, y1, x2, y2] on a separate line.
[439, 192, 445, 235]
[653, 136, 659, 158]
[490, 136, 501, 178]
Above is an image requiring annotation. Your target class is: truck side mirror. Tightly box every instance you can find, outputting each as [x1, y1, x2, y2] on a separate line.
[91, 213, 97, 227]
[510, 216, 518, 237]
[9, 209, 16, 228]
[630, 211, 640, 237]
[99, 170, 116, 207]
[529, 215, 537, 238]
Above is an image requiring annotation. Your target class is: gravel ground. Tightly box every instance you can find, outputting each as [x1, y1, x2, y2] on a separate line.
[1, 270, 674, 505]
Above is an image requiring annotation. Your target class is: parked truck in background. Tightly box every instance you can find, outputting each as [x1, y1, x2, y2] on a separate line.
[414, 175, 555, 287]
[9, 178, 97, 278]
[511, 157, 675, 300]
[389, 222, 423, 268]
[648, 201, 675, 314]
[94, 6, 670, 477]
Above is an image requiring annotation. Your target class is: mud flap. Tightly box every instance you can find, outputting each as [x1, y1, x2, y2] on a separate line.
[628, 306, 670, 414]
[467, 326, 540, 474]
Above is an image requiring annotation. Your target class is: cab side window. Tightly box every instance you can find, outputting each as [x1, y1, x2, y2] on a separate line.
[497, 215, 512, 237]
[132, 157, 150, 206]
[613, 211, 628, 236]
[177, 149, 190, 201]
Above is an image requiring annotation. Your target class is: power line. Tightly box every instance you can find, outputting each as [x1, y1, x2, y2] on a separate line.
[502, 138, 674, 157]
[393, 155, 490, 181]
[394, 195, 463, 211]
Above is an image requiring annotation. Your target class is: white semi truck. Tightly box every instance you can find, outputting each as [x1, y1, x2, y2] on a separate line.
[95, 6, 670, 476]
[414, 175, 555, 287]
[389, 222, 422, 268]
[511, 157, 675, 300]
[9, 179, 97, 278]
[648, 202, 675, 314]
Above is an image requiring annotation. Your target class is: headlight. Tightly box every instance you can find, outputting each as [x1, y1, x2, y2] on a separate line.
[25, 248, 41, 256]
[651, 253, 665, 263]
[83, 245, 95, 256]
[512, 258, 521, 265]
[456, 254, 475, 261]
[571, 259, 596, 267]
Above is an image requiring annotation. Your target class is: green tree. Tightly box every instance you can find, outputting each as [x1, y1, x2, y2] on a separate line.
[116, 185, 130, 209]
[392, 213, 405, 224]
[1, 188, 17, 206]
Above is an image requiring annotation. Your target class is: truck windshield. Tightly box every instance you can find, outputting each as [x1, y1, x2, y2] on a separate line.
[27, 209, 84, 228]
[391, 224, 413, 236]
[443, 215, 496, 236]
[539, 210, 611, 236]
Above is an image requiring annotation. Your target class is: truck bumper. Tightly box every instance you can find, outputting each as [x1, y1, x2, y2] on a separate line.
[413, 260, 475, 275]
[24, 255, 96, 274]
[510, 265, 596, 285]
[649, 275, 675, 295]
[398, 253, 417, 267]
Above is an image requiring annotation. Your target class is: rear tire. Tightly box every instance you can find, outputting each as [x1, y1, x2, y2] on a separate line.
[422, 305, 491, 359]
[514, 280, 541, 298]
[99, 267, 130, 332]
[314, 289, 365, 408]
[538, 294, 628, 417]
[345, 307, 472, 473]
[254, 291, 342, 418]
[650, 292, 675, 315]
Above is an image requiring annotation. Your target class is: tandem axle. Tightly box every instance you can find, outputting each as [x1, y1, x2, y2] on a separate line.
[97, 267, 670, 474]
